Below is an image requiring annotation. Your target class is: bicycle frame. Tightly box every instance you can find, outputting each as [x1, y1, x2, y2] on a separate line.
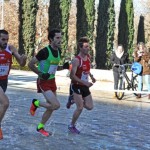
[123, 71, 137, 90]
[115, 64, 138, 100]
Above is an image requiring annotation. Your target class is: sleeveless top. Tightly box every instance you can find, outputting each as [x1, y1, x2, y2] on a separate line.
[72, 55, 91, 85]
[0, 45, 12, 80]
[38, 46, 60, 80]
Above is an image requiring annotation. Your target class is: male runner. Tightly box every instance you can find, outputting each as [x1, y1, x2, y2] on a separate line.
[0, 29, 27, 140]
[28, 28, 69, 136]
[68, 37, 96, 134]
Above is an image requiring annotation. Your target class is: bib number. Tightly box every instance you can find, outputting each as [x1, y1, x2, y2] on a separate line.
[48, 65, 58, 74]
[0, 65, 9, 76]
[81, 72, 89, 81]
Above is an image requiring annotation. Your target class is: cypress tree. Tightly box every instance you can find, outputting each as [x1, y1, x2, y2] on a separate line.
[126, 0, 134, 59]
[106, 0, 115, 69]
[76, 0, 95, 55]
[137, 15, 145, 44]
[95, 0, 110, 69]
[84, 0, 95, 60]
[118, 0, 134, 59]
[19, 0, 38, 58]
[60, 0, 71, 62]
[18, 0, 23, 54]
[48, 0, 71, 63]
[118, 0, 128, 50]
[76, 0, 88, 48]
[48, 0, 61, 30]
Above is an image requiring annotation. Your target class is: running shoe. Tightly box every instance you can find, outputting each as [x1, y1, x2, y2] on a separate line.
[37, 128, 50, 137]
[30, 99, 38, 116]
[0, 128, 3, 140]
[68, 125, 80, 134]
[66, 95, 74, 109]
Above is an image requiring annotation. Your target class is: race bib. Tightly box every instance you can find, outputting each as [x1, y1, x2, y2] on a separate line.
[48, 65, 58, 74]
[0, 65, 9, 76]
[81, 72, 89, 81]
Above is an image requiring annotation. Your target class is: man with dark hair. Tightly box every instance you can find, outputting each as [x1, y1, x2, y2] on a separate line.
[28, 28, 69, 137]
[68, 37, 96, 134]
[0, 29, 27, 140]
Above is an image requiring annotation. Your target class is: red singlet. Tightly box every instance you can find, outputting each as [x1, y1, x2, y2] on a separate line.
[0, 46, 12, 80]
[72, 55, 91, 85]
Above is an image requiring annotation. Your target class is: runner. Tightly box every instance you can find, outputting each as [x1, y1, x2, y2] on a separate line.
[68, 37, 96, 134]
[0, 29, 27, 140]
[28, 28, 69, 137]
[66, 71, 95, 109]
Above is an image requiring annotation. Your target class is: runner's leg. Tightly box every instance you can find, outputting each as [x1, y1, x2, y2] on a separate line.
[0, 87, 9, 125]
[0, 87, 9, 140]
[83, 94, 93, 110]
[66, 84, 74, 109]
[40, 90, 60, 124]
[36, 90, 60, 136]
[68, 93, 83, 134]
[71, 93, 83, 126]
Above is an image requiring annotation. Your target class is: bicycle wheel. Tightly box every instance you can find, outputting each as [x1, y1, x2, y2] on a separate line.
[132, 75, 138, 96]
[116, 78, 125, 100]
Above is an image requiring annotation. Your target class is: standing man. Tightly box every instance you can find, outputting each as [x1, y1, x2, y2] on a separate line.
[68, 37, 96, 134]
[0, 29, 27, 140]
[28, 28, 69, 137]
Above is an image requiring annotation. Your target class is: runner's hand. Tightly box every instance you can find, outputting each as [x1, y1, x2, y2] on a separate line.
[90, 74, 96, 83]
[39, 72, 50, 80]
[20, 54, 27, 66]
[83, 81, 93, 87]
[91, 76, 96, 83]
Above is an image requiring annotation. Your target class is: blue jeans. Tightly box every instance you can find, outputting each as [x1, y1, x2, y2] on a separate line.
[138, 75, 150, 92]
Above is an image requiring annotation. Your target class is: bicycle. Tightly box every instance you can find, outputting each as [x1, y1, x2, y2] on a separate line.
[114, 64, 138, 100]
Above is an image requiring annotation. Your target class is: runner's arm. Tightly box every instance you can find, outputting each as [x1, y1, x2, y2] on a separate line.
[9, 45, 27, 67]
[89, 72, 96, 83]
[28, 57, 41, 75]
[57, 62, 70, 71]
[28, 57, 51, 80]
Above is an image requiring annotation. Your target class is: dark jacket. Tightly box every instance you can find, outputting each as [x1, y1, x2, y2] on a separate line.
[110, 52, 129, 72]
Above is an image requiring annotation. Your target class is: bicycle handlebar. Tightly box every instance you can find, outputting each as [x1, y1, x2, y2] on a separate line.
[113, 64, 132, 73]
[114, 64, 132, 67]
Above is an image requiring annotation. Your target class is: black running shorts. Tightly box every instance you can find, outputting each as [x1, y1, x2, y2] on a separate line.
[0, 79, 8, 92]
[71, 84, 91, 98]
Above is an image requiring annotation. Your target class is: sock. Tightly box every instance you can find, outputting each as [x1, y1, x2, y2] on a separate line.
[37, 123, 44, 130]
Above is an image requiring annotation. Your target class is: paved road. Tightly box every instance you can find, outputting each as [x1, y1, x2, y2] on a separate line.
[0, 70, 150, 150]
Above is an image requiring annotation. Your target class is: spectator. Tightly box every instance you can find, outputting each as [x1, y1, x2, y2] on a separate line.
[110, 44, 129, 97]
[133, 42, 150, 99]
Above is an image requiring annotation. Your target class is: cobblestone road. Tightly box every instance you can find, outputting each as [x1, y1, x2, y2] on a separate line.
[0, 70, 150, 150]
